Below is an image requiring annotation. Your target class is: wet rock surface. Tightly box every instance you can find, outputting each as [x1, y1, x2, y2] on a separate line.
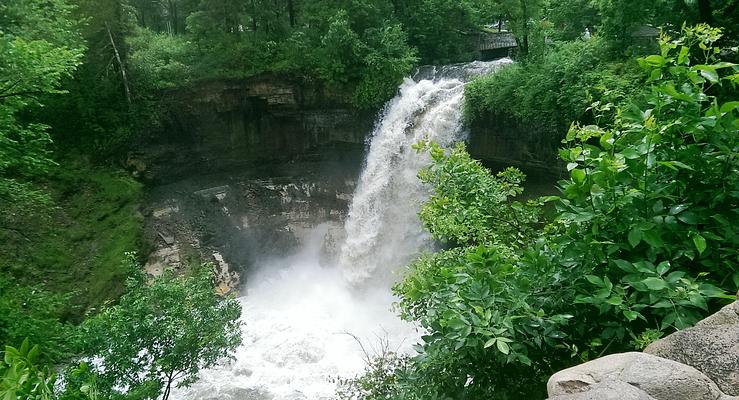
[143, 160, 359, 292]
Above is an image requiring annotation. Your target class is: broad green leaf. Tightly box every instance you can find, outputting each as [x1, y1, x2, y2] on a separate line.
[669, 204, 689, 215]
[643, 229, 663, 247]
[585, 275, 604, 286]
[623, 310, 638, 321]
[692, 234, 707, 254]
[606, 296, 623, 306]
[677, 46, 689, 64]
[613, 259, 636, 273]
[628, 228, 642, 248]
[643, 55, 666, 67]
[496, 339, 510, 355]
[651, 300, 673, 308]
[641, 277, 667, 291]
[689, 295, 708, 311]
[694, 65, 719, 83]
[571, 169, 586, 184]
[448, 318, 469, 330]
[720, 101, 739, 114]
[656, 261, 670, 276]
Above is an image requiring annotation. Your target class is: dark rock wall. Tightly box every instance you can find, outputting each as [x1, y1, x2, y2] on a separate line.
[136, 74, 560, 182]
[467, 115, 563, 178]
[137, 76, 374, 183]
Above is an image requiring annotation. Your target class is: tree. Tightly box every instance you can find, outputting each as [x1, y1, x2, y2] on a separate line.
[0, 0, 84, 233]
[80, 257, 242, 400]
[491, 0, 543, 56]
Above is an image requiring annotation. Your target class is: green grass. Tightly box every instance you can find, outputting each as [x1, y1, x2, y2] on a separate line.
[0, 158, 145, 319]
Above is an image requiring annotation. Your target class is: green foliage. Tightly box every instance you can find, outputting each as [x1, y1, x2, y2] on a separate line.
[557, 24, 739, 333]
[44, 0, 158, 158]
[0, 160, 144, 369]
[353, 25, 739, 399]
[178, 1, 419, 109]
[77, 256, 242, 400]
[465, 37, 643, 137]
[392, 145, 570, 399]
[1, 161, 145, 316]
[335, 338, 415, 400]
[0, 339, 56, 400]
[0, 278, 75, 363]
[126, 27, 194, 90]
[0, 0, 84, 213]
[542, 0, 599, 41]
[395, 0, 481, 64]
[414, 141, 542, 247]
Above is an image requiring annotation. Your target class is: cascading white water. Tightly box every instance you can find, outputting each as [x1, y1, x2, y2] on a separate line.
[340, 59, 513, 284]
[171, 58, 512, 400]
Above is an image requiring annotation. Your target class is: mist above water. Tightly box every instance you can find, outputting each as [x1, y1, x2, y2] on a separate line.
[171, 59, 513, 400]
[173, 224, 415, 400]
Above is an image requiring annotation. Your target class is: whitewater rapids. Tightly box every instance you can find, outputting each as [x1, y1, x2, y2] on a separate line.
[171, 58, 513, 400]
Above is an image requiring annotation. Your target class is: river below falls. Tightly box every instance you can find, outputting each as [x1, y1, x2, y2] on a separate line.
[168, 59, 516, 399]
[171, 224, 419, 400]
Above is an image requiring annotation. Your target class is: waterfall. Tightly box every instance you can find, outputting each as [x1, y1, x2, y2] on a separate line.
[340, 59, 513, 284]
[171, 58, 512, 400]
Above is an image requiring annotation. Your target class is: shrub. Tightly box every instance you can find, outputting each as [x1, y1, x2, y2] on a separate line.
[343, 25, 739, 399]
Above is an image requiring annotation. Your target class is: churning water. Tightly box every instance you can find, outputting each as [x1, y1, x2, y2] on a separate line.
[172, 59, 512, 400]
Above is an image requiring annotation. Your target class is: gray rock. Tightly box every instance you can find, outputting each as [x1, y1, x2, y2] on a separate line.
[547, 352, 729, 400]
[696, 295, 739, 328]
[645, 322, 739, 396]
[548, 379, 655, 400]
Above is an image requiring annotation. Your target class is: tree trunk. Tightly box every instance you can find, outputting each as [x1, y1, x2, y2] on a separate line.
[519, 0, 529, 56]
[251, 0, 258, 31]
[170, 0, 179, 34]
[287, 0, 296, 27]
[105, 22, 132, 105]
[697, 0, 713, 24]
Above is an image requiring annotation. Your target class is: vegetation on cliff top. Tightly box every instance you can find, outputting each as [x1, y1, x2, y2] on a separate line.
[465, 0, 739, 142]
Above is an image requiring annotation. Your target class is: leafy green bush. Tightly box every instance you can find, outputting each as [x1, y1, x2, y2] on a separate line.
[465, 37, 643, 137]
[0, 339, 56, 400]
[342, 25, 739, 400]
[127, 28, 194, 90]
[556, 23, 739, 333]
[75, 255, 242, 400]
[0, 280, 74, 363]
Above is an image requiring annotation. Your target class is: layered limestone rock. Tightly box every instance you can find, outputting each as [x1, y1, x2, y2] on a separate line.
[138, 75, 372, 183]
[143, 164, 357, 294]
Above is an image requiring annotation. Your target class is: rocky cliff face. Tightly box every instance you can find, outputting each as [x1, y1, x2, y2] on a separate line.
[134, 75, 560, 289]
[467, 115, 563, 177]
[142, 160, 358, 292]
[133, 75, 374, 183]
[132, 74, 559, 183]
